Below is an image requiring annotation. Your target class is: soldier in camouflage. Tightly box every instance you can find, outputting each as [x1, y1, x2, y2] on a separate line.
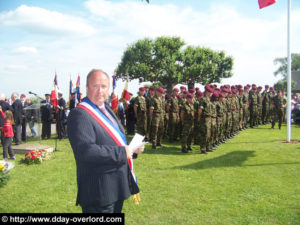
[180, 93, 195, 153]
[134, 87, 147, 136]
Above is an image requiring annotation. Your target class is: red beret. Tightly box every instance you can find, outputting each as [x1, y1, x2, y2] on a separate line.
[244, 86, 249, 90]
[196, 91, 203, 97]
[228, 90, 232, 94]
[187, 93, 193, 99]
[252, 84, 256, 87]
[149, 86, 155, 91]
[183, 90, 188, 94]
[239, 89, 244, 92]
[205, 86, 213, 93]
[195, 87, 199, 91]
[188, 89, 194, 94]
[156, 87, 164, 93]
[258, 86, 262, 89]
[270, 87, 274, 91]
[252, 86, 257, 90]
[180, 86, 185, 90]
[212, 92, 219, 98]
[139, 87, 145, 91]
[165, 94, 171, 100]
[215, 88, 220, 92]
[265, 85, 269, 88]
[177, 94, 181, 99]
[173, 88, 179, 92]
[21, 94, 26, 98]
[219, 93, 225, 98]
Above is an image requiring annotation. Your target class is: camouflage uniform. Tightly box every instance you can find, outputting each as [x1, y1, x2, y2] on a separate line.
[238, 93, 244, 129]
[262, 90, 270, 124]
[225, 96, 232, 138]
[146, 95, 155, 140]
[181, 101, 194, 152]
[200, 96, 213, 152]
[242, 91, 249, 128]
[211, 101, 217, 147]
[134, 95, 147, 136]
[150, 96, 164, 148]
[168, 95, 180, 142]
[257, 92, 263, 125]
[271, 94, 284, 129]
[249, 90, 258, 127]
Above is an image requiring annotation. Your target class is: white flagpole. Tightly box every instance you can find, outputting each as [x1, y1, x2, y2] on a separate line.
[286, 0, 291, 142]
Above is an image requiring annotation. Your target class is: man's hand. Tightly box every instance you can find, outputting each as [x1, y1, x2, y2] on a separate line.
[125, 146, 133, 159]
[135, 145, 144, 154]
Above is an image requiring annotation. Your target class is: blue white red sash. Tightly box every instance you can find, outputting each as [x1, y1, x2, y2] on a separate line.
[77, 99, 136, 182]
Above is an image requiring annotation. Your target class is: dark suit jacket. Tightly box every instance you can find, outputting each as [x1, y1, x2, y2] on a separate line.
[67, 99, 139, 207]
[12, 99, 23, 125]
[40, 100, 53, 122]
[0, 100, 12, 127]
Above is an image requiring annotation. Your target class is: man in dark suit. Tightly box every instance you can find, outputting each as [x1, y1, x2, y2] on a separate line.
[41, 94, 53, 139]
[56, 92, 66, 139]
[68, 69, 144, 213]
[11, 93, 23, 145]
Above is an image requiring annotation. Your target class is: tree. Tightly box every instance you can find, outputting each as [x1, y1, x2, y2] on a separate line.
[116, 36, 234, 93]
[274, 53, 300, 78]
[273, 53, 300, 91]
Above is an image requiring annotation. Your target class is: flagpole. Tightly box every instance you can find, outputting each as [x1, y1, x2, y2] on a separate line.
[286, 0, 291, 142]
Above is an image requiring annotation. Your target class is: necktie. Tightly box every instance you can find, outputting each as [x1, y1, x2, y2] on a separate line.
[100, 107, 117, 127]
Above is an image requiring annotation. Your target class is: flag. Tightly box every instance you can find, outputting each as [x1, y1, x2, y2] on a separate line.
[121, 72, 130, 101]
[111, 93, 119, 114]
[75, 74, 81, 105]
[112, 71, 117, 92]
[51, 73, 59, 107]
[258, 0, 276, 9]
[69, 77, 73, 105]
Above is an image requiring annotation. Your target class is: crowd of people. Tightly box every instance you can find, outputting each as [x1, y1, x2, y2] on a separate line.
[0, 91, 68, 161]
[1, 82, 299, 160]
[123, 84, 295, 154]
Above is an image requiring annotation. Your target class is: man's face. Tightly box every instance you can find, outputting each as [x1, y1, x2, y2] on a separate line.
[139, 90, 145, 96]
[187, 98, 193, 104]
[46, 96, 50, 101]
[86, 71, 110, 106]
[11, 94, 16, 101]
[26, 98, 31, 104]
[21, 96, 25, 101]
[173, 90, 178, 96]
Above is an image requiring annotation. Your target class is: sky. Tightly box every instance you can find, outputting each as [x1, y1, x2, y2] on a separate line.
[0, 0, 300, 100]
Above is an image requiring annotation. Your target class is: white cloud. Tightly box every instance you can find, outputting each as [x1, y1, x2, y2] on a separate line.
[0, 5, 96, 36]
[5, 64, 28, 71]
[11, 46, 38, 54]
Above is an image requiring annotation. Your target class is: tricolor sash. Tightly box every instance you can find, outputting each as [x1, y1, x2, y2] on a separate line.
[77, 99, 137, 183]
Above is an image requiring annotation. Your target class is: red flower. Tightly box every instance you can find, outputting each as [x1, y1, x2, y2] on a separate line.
[31, 155, 36, 160]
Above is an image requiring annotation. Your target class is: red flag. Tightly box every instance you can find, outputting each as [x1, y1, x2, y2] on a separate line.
[258, 0, 276, 9]
[51, 73, 59, 107]
[50, 90, 58, 107]
[121, 73, 130, 101]
[111, 93, 119, 114]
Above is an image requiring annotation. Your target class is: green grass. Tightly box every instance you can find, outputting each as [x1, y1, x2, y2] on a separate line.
[0, 124, 299, 225]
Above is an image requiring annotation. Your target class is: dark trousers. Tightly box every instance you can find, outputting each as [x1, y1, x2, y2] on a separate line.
[21, 118, 26, 141]
[42, 121, 51, 139]
[3, 137, 14, 159]
[82, 200, 124, 213]
[14, 124, 22, 145]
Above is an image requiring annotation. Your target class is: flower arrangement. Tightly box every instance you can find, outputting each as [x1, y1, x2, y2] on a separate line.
[0, 161, 10, 188]
[21, 150, 51, 165]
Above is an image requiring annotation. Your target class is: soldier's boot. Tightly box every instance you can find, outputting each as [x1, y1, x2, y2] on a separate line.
[187, 146, 193, 151]
[200, 147, 207, 154]
[181, 147, 188, 153]
[206, 145, 214, 152]
[271, 121, 275, 129]
[157, 143, 164, 148]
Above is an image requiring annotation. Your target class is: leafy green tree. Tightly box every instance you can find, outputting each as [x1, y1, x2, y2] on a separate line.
[274, 53, 300, 78]
[273, 53, 300, 91]
[116, 36, 234, 93]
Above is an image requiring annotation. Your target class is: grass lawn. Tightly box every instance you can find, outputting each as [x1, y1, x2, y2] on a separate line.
[0, 124, 299, 225]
